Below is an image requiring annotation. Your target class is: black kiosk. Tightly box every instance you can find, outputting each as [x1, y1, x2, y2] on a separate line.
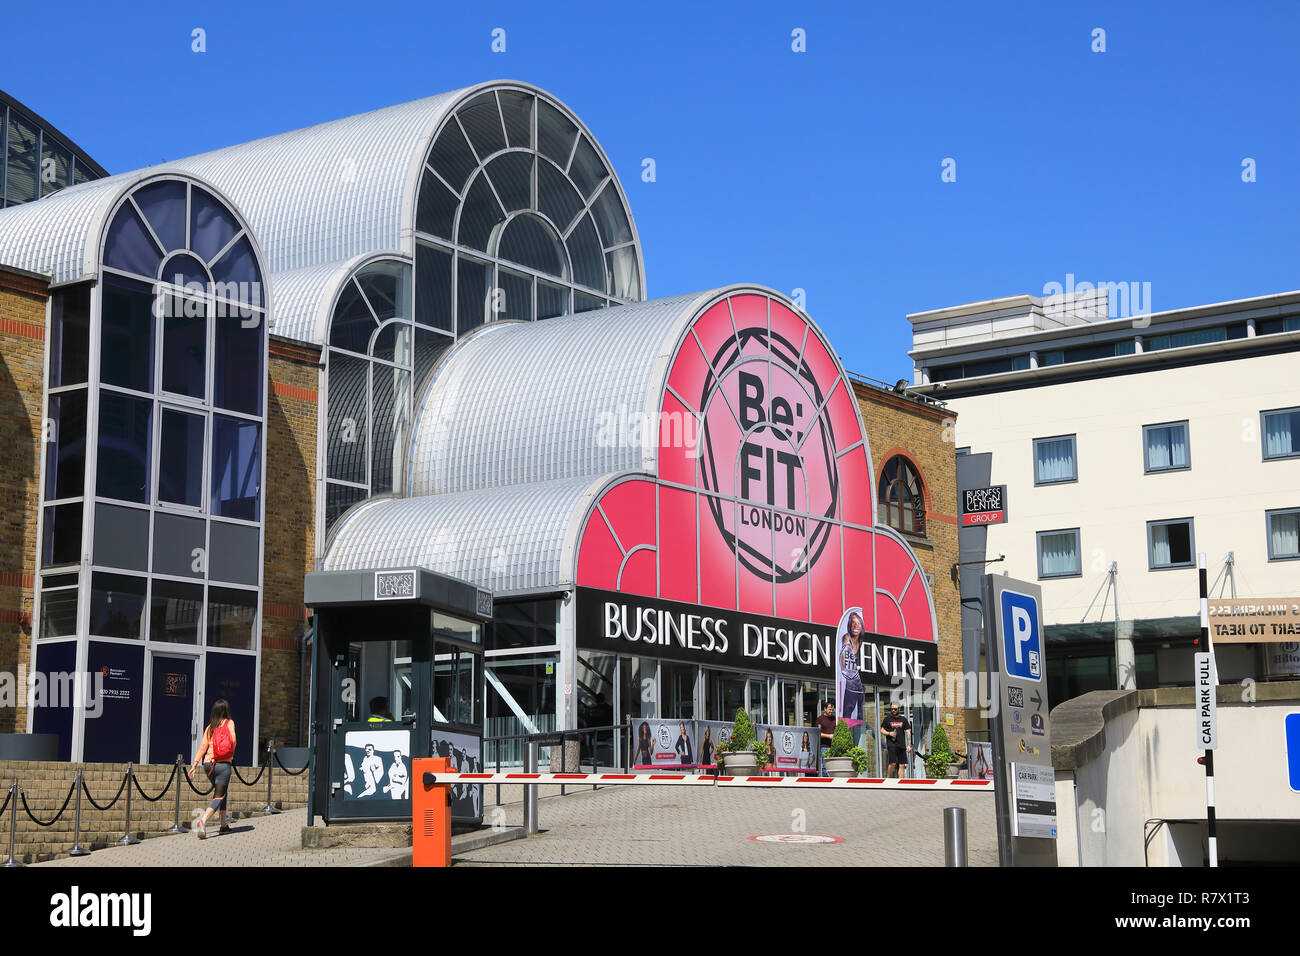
[304, 567, 492, 826]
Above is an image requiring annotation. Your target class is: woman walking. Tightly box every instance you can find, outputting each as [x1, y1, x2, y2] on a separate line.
[188, 699, 237, 838]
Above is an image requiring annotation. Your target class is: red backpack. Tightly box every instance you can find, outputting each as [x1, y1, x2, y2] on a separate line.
[212, 720, 235, 762]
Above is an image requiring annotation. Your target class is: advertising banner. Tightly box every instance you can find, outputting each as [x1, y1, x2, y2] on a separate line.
[83, 640, 145, 764]
[431, 729, 483, 822]
[631, 717, 699, 767]
[1208, 599, 1300, 643]
[696, 720, 733, 768]
[342, 727, 411, 802]
[834, 607, 867, 726]
[756, 723, 819, 771]
[203, 652, 256, 766]
[967, 740, 994, 780]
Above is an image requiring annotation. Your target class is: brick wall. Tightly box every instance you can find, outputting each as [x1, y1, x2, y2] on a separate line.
[258, 338, 321, 748]
[0, 758, 308, 863]
[0, 268, 48, 735]
[853, 381, 967, 755]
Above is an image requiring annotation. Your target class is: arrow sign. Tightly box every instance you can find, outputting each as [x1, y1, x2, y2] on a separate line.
[1031, 691, 1043, 713]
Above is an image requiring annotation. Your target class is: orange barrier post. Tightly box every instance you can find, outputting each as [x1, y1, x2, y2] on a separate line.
[412, 757, 452, 867]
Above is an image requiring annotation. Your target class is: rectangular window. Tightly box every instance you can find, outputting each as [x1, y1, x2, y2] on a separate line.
[1033, 435, 1077, 484]
[1262, 407, 1300, 460]
[38, 576, 79, 639]
[96, 392, 153, 503]
[207, 586, 256, 649]
[434, 643, 478, 726]
[158, 409, 205, 507]
[1037, 529, 1081, 578]
[149, 579, 203, 644]
[211, 416, 261, 521]
[161, 303, 207, 399]
[1148, 518, 1195, 570]
[49, 286, 91, 387]
[1267, 508, 1300, 561]
[45, 391, 88, 500]
[1143, 421, 1190, 473]
[100, 275, 156, 393]
[213, 308, 263, 415]
[41, 502, 83, 567]
[88, 572, 147, 640]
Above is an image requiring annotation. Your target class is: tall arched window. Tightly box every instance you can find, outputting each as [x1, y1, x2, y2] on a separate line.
[38, 175, 266, 659]
[414, 87, 643, 338]
[878, 456, 926, 536]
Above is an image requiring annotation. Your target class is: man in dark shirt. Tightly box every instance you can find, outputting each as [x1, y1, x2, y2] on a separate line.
[814, 701, 837, 772]
[882, 702, 912, 778]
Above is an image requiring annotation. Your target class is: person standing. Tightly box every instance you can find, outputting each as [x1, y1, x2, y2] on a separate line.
[188, 699, 237, 838]
[882, 702, 912, 778]
[675, 722, 694, 766]
[815, 701, 837, 753]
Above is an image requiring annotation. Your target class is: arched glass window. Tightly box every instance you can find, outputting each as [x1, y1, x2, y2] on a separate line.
[323, 259, 434, 535]
[38, 176, 267, 665]
[414, 87, 643, 338]
[878, 456, 926, 536]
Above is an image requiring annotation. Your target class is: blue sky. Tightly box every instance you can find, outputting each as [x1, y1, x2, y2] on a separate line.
[7, 0, 1298, 382]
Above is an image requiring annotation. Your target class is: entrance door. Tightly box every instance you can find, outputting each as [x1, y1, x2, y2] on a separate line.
[148, 654, 197, 765]
[746, 677, 769, 725]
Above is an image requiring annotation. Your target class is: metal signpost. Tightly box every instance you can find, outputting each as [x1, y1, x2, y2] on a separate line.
[982, 574, 1057, 866]
[1196, 553, 1218, 868]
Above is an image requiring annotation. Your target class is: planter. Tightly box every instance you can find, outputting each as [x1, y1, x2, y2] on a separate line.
[719, 751, 758, 775]
[824, 756, 855, 778]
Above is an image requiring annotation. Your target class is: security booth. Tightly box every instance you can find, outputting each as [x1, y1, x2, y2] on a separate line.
[304, 567, 492, 826]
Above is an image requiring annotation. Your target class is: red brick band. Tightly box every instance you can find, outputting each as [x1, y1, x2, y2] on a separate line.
[270, 381, 318, 403]
[0, 318, 44, 341]
[0, 572, 35, 588]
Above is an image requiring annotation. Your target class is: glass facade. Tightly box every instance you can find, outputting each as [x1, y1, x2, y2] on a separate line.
[1, 94, 108, 207]
[33, 176, 266, 762]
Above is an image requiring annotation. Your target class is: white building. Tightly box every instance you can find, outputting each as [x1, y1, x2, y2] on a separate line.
[907, 287, 1300, 703]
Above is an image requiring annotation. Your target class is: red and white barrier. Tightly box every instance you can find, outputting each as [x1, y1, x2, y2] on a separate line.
[426, 772, 993, 791]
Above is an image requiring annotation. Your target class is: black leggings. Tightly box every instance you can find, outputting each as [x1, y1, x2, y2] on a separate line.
[207, 762, 232, 812]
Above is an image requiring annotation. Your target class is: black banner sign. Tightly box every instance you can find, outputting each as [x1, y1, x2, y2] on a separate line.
[961, 484, 1007, 526]
[575, 587, 937, 685]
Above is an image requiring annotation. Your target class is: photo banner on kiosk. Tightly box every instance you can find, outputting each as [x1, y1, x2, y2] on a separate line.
[981, 574, 1057, 867]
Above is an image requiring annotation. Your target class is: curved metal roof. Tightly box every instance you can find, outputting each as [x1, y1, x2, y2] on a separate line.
[269, 251, 407, 344]
[0, 169, 156, 284]
[322, 475, 611, 595]
[408, 289, 722, 496]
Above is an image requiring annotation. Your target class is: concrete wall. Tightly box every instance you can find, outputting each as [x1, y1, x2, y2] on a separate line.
[945, 351, 1300, 626]
[1054, 682, 1300, 866]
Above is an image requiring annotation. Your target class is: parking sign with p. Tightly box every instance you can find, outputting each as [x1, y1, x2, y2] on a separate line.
[1000, 589, 1042, 682]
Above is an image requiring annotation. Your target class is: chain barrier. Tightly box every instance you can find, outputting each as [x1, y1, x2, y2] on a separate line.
[0, 785, 9, 818]
[183, 765, 215, 797]
[19, 779, 78, 827]
[232, 764, 265, 787]
[80, 772, 129, 811]
[130, 763, 178, 802]
[273, 752, 309, 776]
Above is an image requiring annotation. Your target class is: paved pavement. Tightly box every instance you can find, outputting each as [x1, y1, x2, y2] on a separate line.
[32, 784, 997, 867]
[460, 783, 997, 866]
[34, 808, 409, 868]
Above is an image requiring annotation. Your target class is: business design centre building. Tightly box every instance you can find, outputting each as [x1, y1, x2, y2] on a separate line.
[0, 81, 944, 766]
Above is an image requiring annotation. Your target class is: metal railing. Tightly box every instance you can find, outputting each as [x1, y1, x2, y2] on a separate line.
[483, 723, 631, 806]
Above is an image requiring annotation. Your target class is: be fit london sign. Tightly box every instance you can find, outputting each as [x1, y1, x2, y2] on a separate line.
[573, 290, 939, 686]
[1208, 599, 1300, 642]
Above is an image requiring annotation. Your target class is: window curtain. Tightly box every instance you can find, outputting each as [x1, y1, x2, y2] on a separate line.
[1265, 411, 1296, 458]
[1146, 424, 1188, 470]
[1272, 512, 1300, 558]
[1151, 524, 1173, 566]
[1040, 532, 1079, 575]
[1035, 438, 1075, 482]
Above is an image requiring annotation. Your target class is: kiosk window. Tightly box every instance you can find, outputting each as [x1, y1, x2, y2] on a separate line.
[434, 644, 478, 726]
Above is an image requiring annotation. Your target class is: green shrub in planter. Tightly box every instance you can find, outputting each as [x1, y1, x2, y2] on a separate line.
[846, 746, 874, 776]
[824, 719, 854, 758]
[730, 708, 757, 751]
[926, 724, 954, 779]
[754, 741, 771, 768]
